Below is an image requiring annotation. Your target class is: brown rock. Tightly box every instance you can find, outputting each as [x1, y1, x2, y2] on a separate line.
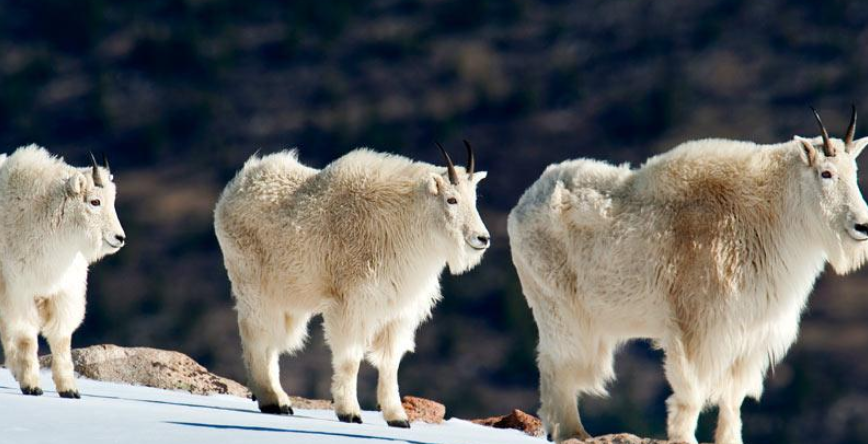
[39, 344, 249, 397]
[401, 396, 446, 423]
[288, 396, 333, 410]
[38, 344, 330, 409]
[470, 409, 544, 437]
[562, 434, 700, 444]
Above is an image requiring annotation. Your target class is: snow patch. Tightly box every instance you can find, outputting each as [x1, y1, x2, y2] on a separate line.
[0, 368, 540, 444]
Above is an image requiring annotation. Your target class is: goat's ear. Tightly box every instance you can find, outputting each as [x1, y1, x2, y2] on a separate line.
[795, 136, 817, 166]
[66, 172, 88, 196]
[428, 174, 447, 195]
[471, 170, 487, 185]
[849, 136, 868, 158]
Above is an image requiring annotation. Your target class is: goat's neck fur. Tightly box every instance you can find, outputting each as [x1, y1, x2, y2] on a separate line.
[740, 145, 827, 317]
[2, 159, 89, 271]
[659, 143, 828, 307]
[315, 160, 452, 288]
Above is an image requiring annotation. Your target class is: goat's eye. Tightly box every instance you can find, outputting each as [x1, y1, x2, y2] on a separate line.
[821, 171, 833, 179]
[447, 197, 458, 205]
[90, 199, 101, 207]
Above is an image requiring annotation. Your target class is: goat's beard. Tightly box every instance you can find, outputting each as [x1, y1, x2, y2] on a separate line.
[827, 230, 868, 275]
[446, 246, 486, 275]
[80, 229, 117, 263]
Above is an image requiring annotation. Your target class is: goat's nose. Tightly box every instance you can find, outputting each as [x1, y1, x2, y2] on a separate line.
[856, 223, 868, 236]
[115, 234, 126, 243]
[477, 235, 490, 246]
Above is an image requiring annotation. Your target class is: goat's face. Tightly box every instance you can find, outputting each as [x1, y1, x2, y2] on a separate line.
[427, 142, 490, 274]
[795, 109, 868, 273]
[65, 163, 126, 262]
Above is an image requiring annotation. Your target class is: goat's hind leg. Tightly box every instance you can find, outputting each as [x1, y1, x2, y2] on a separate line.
[238, 308, 300, 415]
[0, 293, 42, 396]
[538, 335, 616, 442]
[324, 308, 365, 424]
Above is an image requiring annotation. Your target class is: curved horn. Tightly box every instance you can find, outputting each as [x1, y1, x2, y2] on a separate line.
[102, 153, 110, 172]
[811, 107, 836, 157]
[463, 139, 475, 179]
[845, 104, 857, 148]
[89, 152, 104, 187]
[436, 142, 459, 185]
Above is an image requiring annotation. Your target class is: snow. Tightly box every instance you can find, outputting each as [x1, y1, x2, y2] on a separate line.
[0, 368, 542, 444]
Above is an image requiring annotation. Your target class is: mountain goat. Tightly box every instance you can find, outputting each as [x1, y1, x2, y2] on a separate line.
[508, 108, 868, 444]
[0, 145, 125, 398]
[214, 143, 489, 427]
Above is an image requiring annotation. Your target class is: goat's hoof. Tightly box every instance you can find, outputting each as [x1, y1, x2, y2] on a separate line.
[387, 419, 411, 428]
[59, 390, 81, 399]
[260, 404, 293, 415]
[337, 413, 363, 424]
[546, 434, 552, 442]
[250, 393, 257, 402]
[21, 386, 43, 396]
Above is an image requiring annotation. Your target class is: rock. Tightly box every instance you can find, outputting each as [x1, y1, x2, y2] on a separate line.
[469, 410, 700, 444]
[38, 344, 330, 409]
[39, 344, 248, 397]
[401, 396, 446, 423]
[562, 434, 695, 444]
[470, 409, 544, 437]
[289, 396, 333, 411]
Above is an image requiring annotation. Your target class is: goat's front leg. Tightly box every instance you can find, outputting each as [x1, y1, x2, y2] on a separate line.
[664, 345, 704, 444]
[716, 391, 745, 444]
[324, 310, 365, 424]
[45, 334, 78, 398]
[369, 318, 417, 428]
[715, 357, 765, 444]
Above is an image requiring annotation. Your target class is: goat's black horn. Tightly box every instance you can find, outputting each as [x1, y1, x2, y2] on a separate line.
[811, 107, 836, 157]
[89, 151, 104, 187]
[436, 142, 459, 185]
[845, 104, 857, 148]
[463, 139, 475, 179]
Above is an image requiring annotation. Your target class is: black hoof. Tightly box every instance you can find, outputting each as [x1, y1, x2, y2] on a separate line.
[546, 434, 552, 442]
[337, 413, 363, 424]
[21, 386, 43, 396]
[387, 419, 411, 428]
[250, 393, 257, 402]
[260, 404, 294, 415]
[59, 390, 81, 399]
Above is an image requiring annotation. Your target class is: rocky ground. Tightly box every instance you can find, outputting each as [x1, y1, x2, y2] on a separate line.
[36, 344, 697, 444]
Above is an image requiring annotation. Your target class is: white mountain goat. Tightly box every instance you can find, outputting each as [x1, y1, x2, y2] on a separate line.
[214, 143, 490, 427]
[508, 108, 868, 444]
[0, 145, 125, 398]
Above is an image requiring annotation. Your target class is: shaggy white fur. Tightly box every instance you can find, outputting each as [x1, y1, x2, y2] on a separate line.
[214, 147, 489, 427]
[0, 145, 125, 398]
[508, 133, 868, 444]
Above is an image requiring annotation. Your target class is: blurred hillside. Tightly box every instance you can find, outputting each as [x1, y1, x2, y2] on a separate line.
[2, 0, 868, 442]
